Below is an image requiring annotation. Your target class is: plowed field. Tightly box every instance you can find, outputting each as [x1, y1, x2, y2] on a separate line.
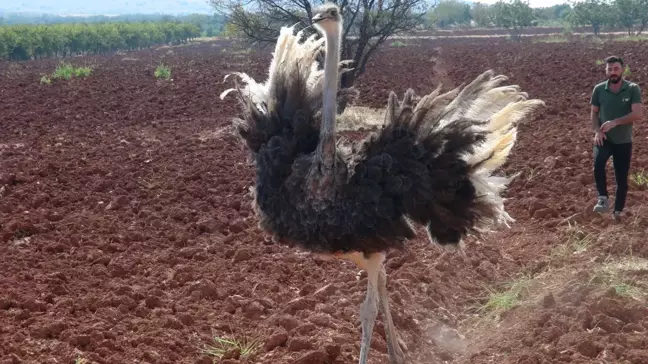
[1, 35, 648, 364]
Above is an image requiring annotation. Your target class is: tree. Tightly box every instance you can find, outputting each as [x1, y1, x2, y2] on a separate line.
[567, 0, 614, 35]
[211, 0, 437, 111]
[429, 0, 471, 28]
[471, 2, 496, 27]
[492, 0, 536, 40]
[529, 3, 571, 26]
[551, 4, 573, 19]
[613, 0, 648, 35]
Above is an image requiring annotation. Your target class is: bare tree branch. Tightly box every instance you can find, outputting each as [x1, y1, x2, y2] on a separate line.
[212, 0, 438, 109]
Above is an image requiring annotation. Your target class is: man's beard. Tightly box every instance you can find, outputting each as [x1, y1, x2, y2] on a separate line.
[609, 75, 621, 83]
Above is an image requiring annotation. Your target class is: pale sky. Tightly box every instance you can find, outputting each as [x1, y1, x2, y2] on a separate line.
[475, 0, 568, 7]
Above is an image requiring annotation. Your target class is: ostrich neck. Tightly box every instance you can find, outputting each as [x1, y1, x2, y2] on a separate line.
[317, 27, 341, 169]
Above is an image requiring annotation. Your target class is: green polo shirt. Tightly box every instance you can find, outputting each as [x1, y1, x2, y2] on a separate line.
[590, 79, 642, 144]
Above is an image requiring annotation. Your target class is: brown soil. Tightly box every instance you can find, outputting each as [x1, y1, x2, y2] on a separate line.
[1, 35, 647, 364]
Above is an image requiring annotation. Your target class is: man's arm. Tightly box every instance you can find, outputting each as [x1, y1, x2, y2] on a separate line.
[591, 105, 601, 132]
[590, 86, 601, 132]
[614, 85, 643, 126]
[613, 103, 642, 126]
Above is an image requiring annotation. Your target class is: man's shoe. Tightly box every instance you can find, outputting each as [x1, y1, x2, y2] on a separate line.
[613, 210, 622, 222]
[593, 196, 609, 213]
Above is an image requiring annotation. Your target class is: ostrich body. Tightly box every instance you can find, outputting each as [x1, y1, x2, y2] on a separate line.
[220, 4, 544, 364]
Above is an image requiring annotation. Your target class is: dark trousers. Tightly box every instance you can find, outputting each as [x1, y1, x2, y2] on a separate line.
[594, 140, 632, 212]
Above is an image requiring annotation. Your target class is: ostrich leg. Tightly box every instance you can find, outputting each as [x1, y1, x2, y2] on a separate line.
[378, 267, 406, 364]
[357, 253, 384, 364]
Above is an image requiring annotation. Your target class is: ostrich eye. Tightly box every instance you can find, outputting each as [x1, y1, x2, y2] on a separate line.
[330, 9, 337, 16]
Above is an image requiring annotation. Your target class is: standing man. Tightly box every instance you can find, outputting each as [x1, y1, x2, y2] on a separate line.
[590, 56, 643, 220]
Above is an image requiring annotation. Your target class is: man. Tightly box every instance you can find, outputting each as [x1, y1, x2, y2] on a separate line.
[590, 55, 642, 221]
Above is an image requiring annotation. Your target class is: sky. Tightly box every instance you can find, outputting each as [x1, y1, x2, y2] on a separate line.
[475, 0, 569, 7]
[0, 0, 567, 16]
[0, 0, 214, 15]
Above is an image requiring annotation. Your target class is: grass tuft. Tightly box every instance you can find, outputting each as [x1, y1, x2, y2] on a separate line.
[201, 335, 262, 362]
[155, 63, 172, 80]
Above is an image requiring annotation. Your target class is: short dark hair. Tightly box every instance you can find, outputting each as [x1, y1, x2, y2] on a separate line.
[605, 56, 623, 66]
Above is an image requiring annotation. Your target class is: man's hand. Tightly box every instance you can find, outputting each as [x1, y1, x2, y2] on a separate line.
[594, 130, 606, 146]
[600, 119, 618, 133]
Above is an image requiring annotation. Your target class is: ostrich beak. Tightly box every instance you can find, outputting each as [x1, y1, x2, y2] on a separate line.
[312, 13, 326, 23]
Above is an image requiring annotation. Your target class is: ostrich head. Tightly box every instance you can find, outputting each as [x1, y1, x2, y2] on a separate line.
[312, 3, 343, 36]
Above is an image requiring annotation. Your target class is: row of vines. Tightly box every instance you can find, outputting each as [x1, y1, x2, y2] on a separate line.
[0, 21, 202, 61]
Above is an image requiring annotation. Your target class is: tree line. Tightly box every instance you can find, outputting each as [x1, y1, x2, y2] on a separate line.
[569, 0, 648, 35]
[0, 12, 227, 38]
[428, 0, 648, 36]
[212, 0, 648, 113]
[0, 21, 202, 60]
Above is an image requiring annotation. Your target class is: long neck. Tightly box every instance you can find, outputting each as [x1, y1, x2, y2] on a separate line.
[317, 26, 341, 169]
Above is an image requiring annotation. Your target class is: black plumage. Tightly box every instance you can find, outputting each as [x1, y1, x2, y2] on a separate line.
[225, 59, 513, 255]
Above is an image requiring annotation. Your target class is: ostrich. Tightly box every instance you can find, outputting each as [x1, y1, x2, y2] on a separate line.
[220, 3, 544, 364]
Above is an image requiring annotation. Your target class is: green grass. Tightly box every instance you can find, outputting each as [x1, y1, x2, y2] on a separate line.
[52, 62, 92, 80]
[589, 257, 648, 301]
[478, 274, 533, 315]
[40, 62, 92, 84]
[534, 35, 569, 43]
[201, 335, 262, 362]
[613, 34, 648, 42]
[549, 222, 593, 264]
[154, 63, 172, 80]
[630, 169, 648, 186]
